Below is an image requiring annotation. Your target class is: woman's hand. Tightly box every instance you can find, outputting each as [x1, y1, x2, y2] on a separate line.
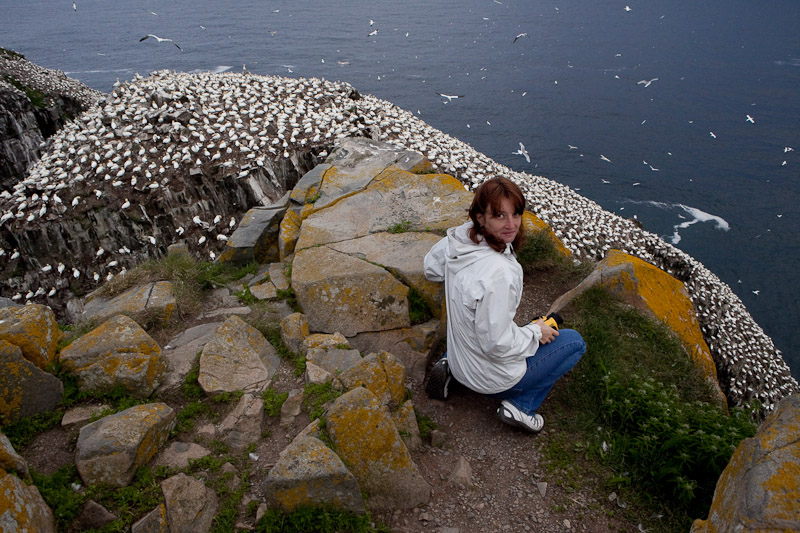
[534, 319, 559, 344]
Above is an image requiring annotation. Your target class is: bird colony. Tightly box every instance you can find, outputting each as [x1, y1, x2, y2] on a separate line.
[0, 68, 796, 414]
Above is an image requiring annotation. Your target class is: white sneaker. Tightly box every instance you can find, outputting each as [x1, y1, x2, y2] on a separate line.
[497, 400, 544, 433]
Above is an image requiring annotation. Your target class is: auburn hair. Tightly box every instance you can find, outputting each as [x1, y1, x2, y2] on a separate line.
[468, 177, 526, 253]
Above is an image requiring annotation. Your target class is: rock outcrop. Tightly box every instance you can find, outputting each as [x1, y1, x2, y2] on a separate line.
[75, 403, 176, 487]
[0, 340, 62, 424]
[59, 314, 166, 397]
[0, 48, 100, 190]
[692, 393, 800, 532]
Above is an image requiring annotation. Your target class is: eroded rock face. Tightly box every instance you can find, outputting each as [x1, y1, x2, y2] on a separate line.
[692, 394, 800, 532]
[75, 403, 175, 487]
[59, 314, 166, 397]
[325, 387, 430, 510]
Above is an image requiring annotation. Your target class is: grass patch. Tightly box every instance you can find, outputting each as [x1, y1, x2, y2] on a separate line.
[276, 287, 302, 313]
[256, 506, 389, 533]
[303, 383, 341, 421]
[387, 220, 412, 234]
[263, 388, 290, 417]
[94, 252, 258, 319]
[4, 75, 50, 108]
[516, 228, 572, 273]
[259, 323, 306, 377]
[544, 284, 758, 531]
[414, 409, 437, 442]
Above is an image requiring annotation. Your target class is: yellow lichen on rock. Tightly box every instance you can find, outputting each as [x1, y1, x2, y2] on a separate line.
[0, 467, 56, 532]
[0, 304, 60, 370]
[522, 211, 572, 258]
[278, 208, 301, 261]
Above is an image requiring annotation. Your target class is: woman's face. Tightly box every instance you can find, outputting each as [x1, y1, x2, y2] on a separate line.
[476, 197, 521, 244]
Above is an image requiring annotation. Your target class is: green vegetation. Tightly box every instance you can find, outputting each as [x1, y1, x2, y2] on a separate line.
[276, 287, 301, 313]
[516, 228, 571, 273]
[262, 388, 290, 417]
[303, 382, 341, 421]
[236, 284, 257, 305]
[4, 75, 50, 109]
[95, 252, 259, 318]
[414, 409, 437, 442]
[387, 220, 412, 234]
[255, 506, 389, 533]
[545, 285, 758, 531]
[407, 286, 432, 325]
[258, 323, 306, 376]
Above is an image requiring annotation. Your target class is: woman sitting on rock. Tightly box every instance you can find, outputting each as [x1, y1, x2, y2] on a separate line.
[423, 176, 586, 433]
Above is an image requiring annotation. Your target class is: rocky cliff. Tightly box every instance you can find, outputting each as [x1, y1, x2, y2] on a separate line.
[0, 48, 100, 190]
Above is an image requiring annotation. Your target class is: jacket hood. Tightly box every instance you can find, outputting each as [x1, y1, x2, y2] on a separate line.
[445, 221, 512, 272]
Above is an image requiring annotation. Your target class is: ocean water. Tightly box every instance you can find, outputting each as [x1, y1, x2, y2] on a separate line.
[2, 0, 798, 378]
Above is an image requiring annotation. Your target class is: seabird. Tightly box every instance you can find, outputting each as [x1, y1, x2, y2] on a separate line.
[139, 34, 183, 52]
[436, 92, 464, 103]
[513, 142, 531, 163]
[746, 114, 755, 123]
[513, 33, 528, 43]
[709, 131, 717, 138]
[368, 29, 378, 37]
[600, 154, 612, 163]
[637, 78, 658, 88]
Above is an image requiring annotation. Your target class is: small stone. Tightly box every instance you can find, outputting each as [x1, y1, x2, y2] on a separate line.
[563, 519, 571, 529]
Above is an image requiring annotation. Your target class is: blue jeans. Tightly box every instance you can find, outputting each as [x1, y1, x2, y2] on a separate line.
[488, 329, 585, 415]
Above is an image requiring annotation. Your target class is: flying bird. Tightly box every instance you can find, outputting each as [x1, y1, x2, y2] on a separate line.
[368, 29, 378, 37]
[139, 34, 183, 51]
[513, 33, 528, 43]
[600, 154, 612, 163]
[513, 142, 530, 163]
[637, 78, 659, 88]
[745, 114, 755, 123]
[436, 92, 464, 103]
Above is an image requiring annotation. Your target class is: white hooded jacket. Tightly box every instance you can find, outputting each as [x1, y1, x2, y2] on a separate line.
[424, 221, 542, 394]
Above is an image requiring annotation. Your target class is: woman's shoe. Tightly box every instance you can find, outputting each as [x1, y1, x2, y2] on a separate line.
[497, 400, 544, 433]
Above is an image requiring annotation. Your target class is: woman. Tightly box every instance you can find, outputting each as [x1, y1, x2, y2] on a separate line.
[423, 176, 586, 433]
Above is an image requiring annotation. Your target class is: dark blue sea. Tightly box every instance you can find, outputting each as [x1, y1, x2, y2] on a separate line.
[2, 0, 798, 378]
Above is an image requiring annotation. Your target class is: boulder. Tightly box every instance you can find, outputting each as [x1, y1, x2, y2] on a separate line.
[305, 362, 334, 386]
[218, 393, 264, 452]
[72, 500, 117, 530]
[292, 245, 410, 336]
[301, 332, 349, 356]
[338, 351, 407, 407]
[198, 315, 280, 395]
[161, 473, 218, 533]
[294, 166, 471, 251]
[0, 431, 30, 482]
[153, 442, 212, 471]
[131, 504, 168, 533]
[219, 200, 288, 265]
[61, 404, 109, 429]
[0, 468, 56, 532]
[306, 346, 362, 376]
[280, 313, 309, 355]
[393, 400, 423, 451]
[158, 322, 222, 393]
[550, 249, 726, 409]
[329, 231, 445, 319]
[75, 403, 175, 487]
[268, 262, 290, 291]
[249, 280, 277, 300]
[325, 387, 430, 510]
[59, 314, 166, 398]
[279, 388, 304, 427]
[0, 304, 60, 369]
[82, 281, 176, 326]
[262, 435, 365, 514]
[692, 394, 800, 532]
[0, 340, 63, 424]
[347, 319, 441, 384]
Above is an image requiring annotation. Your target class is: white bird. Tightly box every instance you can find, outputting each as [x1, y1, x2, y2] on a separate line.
[752, 290, 760, 296]
[513, 142, 531, 163]
[229, 217, 236, 229]
[568, 145, 578, 150]
[216, 234, 228, 241]
[176, 226, 185, 235]
[709, 131, 717, 138]
[624, 5, 631, 11]
[71, 196, 80, 207]
[600, 154, 612, 163]
[745, 114, 755, 123]
[601, 179, 611, 184]
[784, 147, 795, 153]
[368, 29, 378, 37]
[57, 263, 65, 274]
[96, 247, 104, 257]
[213, 214, 222, 224]
[436, 92, 464, 103]
[121, 199, 131, 209]
[73, 268, 80, 279]
[41, 264, 53, 273]
[198, 235, 207, 245]
[47, 287, 56, 297]
[139, 34, 183, 51]
[513, 33, 528, 43]
[637, 78, 658, 88]
[193, 215, 203, 226]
